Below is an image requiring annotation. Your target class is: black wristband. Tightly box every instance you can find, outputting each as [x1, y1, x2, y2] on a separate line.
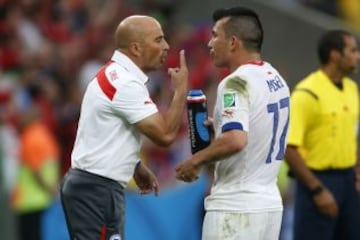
[310, 185, 324, 196]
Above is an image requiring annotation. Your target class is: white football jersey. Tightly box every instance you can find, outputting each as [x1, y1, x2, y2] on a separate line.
[205, 61, 290, 212]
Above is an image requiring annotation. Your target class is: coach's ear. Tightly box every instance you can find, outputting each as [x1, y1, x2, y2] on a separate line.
[129, 42, 143, 57]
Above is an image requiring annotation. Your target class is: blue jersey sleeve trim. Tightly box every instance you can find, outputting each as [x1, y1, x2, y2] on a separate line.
[221, 122, 243, 133]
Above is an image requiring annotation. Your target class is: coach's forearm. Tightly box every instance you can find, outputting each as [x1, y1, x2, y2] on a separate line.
[162, 89, 187, 143]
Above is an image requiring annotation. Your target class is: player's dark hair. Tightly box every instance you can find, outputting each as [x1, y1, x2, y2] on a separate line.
[317, 30, 352, 65]
[212, 7, 263, 52]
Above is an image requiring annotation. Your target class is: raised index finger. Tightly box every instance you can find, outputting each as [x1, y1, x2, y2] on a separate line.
[179, 49, 187, 69]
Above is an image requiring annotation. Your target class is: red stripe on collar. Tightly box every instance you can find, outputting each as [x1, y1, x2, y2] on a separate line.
[246, 61, 264, 66]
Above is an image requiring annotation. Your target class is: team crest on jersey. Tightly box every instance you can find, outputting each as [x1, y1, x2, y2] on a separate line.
[223, 93, 236, 108]
[109, 70, 119, 81]
[110, 234, 121, 240]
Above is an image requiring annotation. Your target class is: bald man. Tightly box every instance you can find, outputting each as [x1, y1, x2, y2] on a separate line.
[60, 15, 188, 240]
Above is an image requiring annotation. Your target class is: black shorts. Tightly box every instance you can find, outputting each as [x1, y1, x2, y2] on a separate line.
[60, 168, 124, 240]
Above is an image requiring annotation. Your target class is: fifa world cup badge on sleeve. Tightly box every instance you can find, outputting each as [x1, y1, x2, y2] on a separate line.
[223, 93, 236, 108]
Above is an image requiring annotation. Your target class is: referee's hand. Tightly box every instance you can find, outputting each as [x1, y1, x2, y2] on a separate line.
[313, 188, 338, 217]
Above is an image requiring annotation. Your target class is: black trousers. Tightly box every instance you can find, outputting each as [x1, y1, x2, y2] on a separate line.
[294, 168, 360, 240]
[60, 168, 124, 240]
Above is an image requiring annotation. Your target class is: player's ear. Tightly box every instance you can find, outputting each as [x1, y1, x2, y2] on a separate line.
[230, 35, 241, 52]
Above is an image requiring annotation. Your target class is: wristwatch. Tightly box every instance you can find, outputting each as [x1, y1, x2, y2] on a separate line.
[310, 185, 324, 196]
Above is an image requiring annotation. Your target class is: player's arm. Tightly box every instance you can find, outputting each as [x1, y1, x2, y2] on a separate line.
[192, 129, 247, 165]
[135, 50, 188, 147]
[192, 79, 249, 164]
[175, 129, 246, 182]
[176, 79, 248, 181]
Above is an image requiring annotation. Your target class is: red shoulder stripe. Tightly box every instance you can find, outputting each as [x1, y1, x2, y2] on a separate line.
[96, 61, 116, 100]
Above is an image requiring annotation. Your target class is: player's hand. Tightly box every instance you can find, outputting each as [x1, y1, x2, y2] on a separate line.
[175, 158, 201, 183]
[204, 117, 214, 139]
[168, 50, 188, 91]
[133, 162, 159, 196]
[204, 117, 214, 127]
[313, 188, 338, 217]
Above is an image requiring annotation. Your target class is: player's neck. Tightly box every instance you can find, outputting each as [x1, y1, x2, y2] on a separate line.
[229, 52, 262, 72]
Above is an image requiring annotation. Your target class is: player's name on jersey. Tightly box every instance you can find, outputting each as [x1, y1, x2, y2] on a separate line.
[266, 75, 285, 92]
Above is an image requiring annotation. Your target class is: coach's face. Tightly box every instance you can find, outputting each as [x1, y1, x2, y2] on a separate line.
[208, 18, 232, 68]
[140, 20, 169, 72]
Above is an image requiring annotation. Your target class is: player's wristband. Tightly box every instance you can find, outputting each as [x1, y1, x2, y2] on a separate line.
[310, 185, 324, 196]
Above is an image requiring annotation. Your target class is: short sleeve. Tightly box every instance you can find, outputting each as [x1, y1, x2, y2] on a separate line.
[112, 80, 158, 124]
[287, 89, 319, 147]
[219, 77, 249, 133]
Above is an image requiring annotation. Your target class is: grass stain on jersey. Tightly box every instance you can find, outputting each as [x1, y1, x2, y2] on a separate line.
[225, 76, 248, 97]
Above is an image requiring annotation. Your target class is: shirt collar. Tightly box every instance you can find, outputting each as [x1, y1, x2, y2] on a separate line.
[111, 50, 148, 83]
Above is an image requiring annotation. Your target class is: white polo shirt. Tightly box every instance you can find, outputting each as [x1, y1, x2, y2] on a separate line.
[71, 50, 158, 187]
[205, 61, 290, 212]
